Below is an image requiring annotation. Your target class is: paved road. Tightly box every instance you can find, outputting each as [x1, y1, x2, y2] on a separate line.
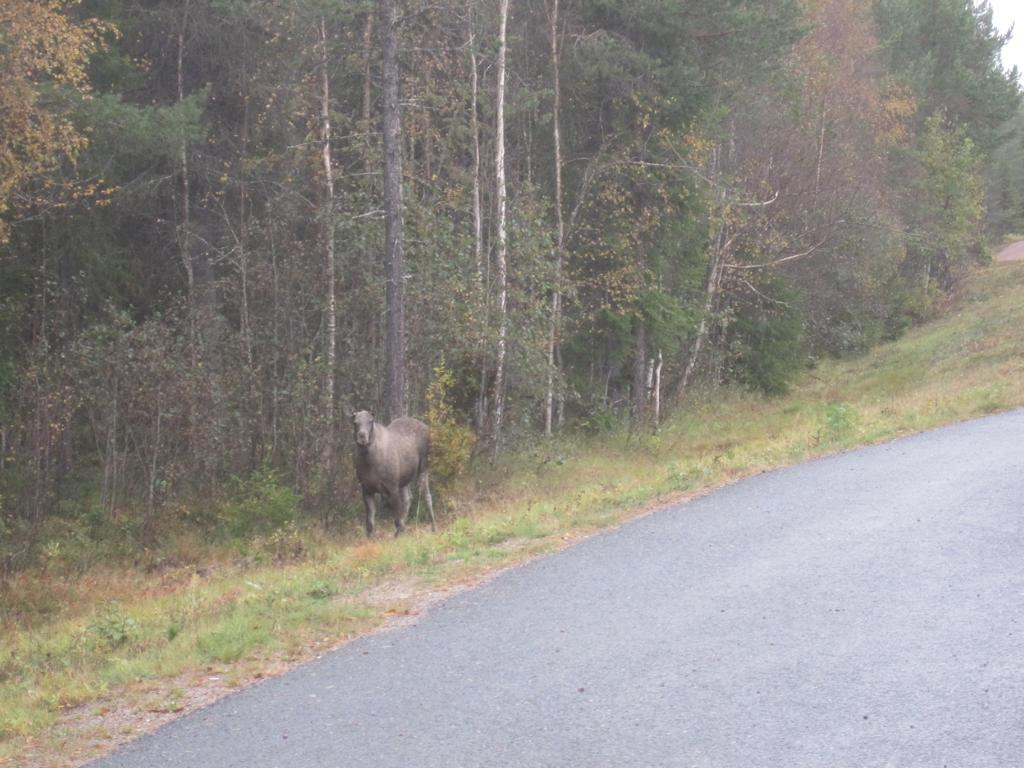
[92, 410, 1024, 767]
[995, 240, 1024, 262]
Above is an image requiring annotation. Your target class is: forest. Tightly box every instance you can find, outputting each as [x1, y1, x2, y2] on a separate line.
[1, 0, 1021, 568]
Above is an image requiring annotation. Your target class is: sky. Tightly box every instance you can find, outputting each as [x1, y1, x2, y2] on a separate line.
[989, 0, 1024, 76]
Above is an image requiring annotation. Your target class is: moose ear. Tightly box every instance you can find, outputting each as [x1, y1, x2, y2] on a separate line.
[342, 403, 354, 420]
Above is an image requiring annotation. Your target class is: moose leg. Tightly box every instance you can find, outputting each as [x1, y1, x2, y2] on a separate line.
[362, 491, 378, 537]
[394, 484, 412, 536]
[421, 471, 436, 532]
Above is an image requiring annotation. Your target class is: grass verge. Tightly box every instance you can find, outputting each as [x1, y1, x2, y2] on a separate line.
[3, 259, 1024, 767]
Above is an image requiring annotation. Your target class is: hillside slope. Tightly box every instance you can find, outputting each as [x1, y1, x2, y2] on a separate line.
[6, 257, 1024, 768]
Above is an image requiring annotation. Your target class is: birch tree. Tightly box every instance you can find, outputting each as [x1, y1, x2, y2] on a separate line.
[490, 0, 510, 452]
[317, 15, 337, 443]
[544, 0, 564, 435]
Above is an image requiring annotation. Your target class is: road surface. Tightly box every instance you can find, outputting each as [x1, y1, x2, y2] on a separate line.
[91, 409, 1024, 767]
[995, 240, 1024, 262]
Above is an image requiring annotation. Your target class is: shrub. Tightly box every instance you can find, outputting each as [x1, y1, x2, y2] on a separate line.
[425, 361, 475, 485]
[730, 278, 805, 396]
[576, 396, 622, 434]
[88, 602, 140, 648]
[221, 467, 299, 538]
[306, 579, 338, 600]
[821, 402, 858, 442]
[254, 521, 306, 563]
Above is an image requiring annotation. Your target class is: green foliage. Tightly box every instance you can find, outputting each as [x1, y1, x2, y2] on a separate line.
[874, 0, 1020, 150]
[88, 602, 140, 649]
[221, 468, 300, 538]
[306, 579, 338, 600]
[821, 402, 859, 442]
[196, 622, 271, 665]
[730, 280, 805, 396]
[575, 395, 626, 435]
[72, 89, 209, 181]
[899, 115, 986, 289]
[637, 287, 698, 354]
[902, 273, 947, 323]
[986, 106, 1024, 236]
[425, 361, 475, 485]
[0, 0, 1016, 570]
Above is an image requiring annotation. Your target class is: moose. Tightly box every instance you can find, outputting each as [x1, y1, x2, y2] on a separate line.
[349, 409, 435, 537]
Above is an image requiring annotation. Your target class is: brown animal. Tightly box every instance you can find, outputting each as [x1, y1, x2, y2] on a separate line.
[350, 410, 435, 537]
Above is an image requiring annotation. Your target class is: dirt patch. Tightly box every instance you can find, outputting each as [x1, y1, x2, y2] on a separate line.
[994, 240, 1024, 262]
[361, 576, 422, 607]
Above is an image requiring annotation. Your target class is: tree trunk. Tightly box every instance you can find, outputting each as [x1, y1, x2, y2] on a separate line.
[490, 0, 510, 455]
[677, 148, 727, 403]
[269, 200, 281, 461]
[176, 0, 193, 312]
[544, 0, 564, 436]
[145, 397, 163, 545]
[102, 373, 119, 514]
[468, 0, 488, 432]
[318, 16, 338, 449]
[630, 316, 646, 430]
[468, 0, 483, 286]
[814, 102, 827, 195]
[362, 10, 375, 179]
[238, 36, 260, 467]
[652, 349, 663, 430]
[176, 0, 197, 453]
[382, 0, 406, 420]
[677, 234, 724, 402]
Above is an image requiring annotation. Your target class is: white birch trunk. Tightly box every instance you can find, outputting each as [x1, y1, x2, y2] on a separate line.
[467, 1, 488, 432]
[653, 350, 662, 429]
[362, 11, 374, 178]
[491, 0, 510, 454]
[319, 16, 337, 432]
[468, 1, 483, 286]
[544, 0, 564, 436]
[677, 148, 727, 403]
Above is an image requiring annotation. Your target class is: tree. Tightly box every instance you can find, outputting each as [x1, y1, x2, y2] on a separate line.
[0, 0, 105, 242]
[382, 0, 406, 421]
[1, 0, 1020, 561]
[318, 14, 338, 455]
[900, 115, 986, 293]
[987, 106, 1024, 236]
[490, 0, 510, 452]
[875, 0, 1020, 150]
[544, 0, 565, 436]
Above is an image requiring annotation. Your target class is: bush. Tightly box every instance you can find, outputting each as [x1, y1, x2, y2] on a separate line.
[730, 279, 806, 396]
[254, 521, 306, 563]
[821, 402, 858, 442]
[576, 396, 623, 434]
[306, 579, 338, 600]
[425, 361, 475, 485]
[221, 467, 299, 538]
[88, 602, 140, 649]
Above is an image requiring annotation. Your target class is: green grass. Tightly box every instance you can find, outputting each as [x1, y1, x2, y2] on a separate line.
[5, 259, 1024, 767]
